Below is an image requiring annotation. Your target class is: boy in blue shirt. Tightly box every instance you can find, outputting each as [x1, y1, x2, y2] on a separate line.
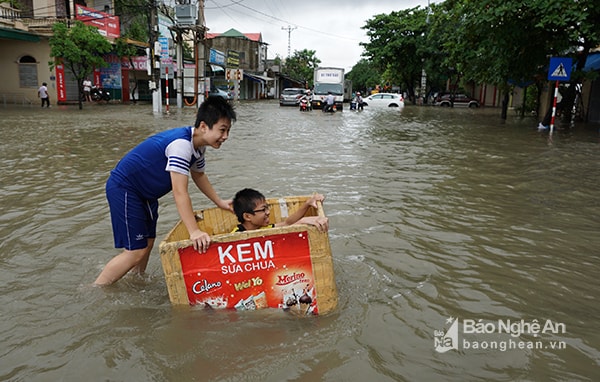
[94, 97, 236, 285]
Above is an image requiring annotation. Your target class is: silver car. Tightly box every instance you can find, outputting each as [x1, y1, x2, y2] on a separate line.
[279, 88, 307, 106]
[208, 87, 232, 100]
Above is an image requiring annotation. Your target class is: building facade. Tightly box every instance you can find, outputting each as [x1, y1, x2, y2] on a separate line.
[206, 28, 274, 100]
[0, 2, 275, 105]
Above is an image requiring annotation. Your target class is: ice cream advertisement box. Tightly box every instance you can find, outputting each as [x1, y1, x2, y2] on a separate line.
[159, 196, 338, 316]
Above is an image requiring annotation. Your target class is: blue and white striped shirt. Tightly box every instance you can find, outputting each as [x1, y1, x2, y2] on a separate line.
[109, 126, 206, 200]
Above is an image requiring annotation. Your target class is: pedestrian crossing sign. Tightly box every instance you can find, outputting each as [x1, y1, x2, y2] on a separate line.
[548, 57, 572, 81]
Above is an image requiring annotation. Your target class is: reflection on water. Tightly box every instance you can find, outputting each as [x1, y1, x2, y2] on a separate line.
[1, 103, 599, 381]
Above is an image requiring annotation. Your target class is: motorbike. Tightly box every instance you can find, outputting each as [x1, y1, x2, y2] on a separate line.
[322, 103, 336, 113]
[90, 86, 111, 102]
[299, 97, 311, 112]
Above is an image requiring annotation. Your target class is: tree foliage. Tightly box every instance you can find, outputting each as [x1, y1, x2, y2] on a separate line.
[360, 0, 600, 117]
[346, 59, 381, 94]
[281, 49, 321, 87]
[49, 21, 112, 109]
[361, 7, 429, 102]
[114, 0, 152, 41]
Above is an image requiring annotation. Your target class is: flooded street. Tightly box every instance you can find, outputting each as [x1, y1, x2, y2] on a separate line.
[1, 101, 599, 381]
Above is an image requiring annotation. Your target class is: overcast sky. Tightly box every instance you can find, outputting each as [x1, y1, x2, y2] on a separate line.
[203, 0, 435, 71]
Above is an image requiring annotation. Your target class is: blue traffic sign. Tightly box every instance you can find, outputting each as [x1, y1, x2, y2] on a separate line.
[548, 57, 572, 81]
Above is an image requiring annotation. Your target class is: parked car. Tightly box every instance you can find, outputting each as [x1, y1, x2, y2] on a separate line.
[280, 88, 307, 106]
[208, 87, 232, 100]
[435, 93, 480, 108]
[217, 85, 234, 100]
[363, 93, 405, 108]
[430, 91, 450, 104]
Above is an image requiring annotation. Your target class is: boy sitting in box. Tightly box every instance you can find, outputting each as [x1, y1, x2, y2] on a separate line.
[231, 189, 328, 233]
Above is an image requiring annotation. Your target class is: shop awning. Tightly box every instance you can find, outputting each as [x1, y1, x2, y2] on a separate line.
[243, 73, 274, 83]
[0, 27, 40, 42]
[123, 38, 148, 48]
[582, 53, 600, 72]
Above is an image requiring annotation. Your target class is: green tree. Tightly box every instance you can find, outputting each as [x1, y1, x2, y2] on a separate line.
[430, 1, 552, 116]
[49, 21, 112, 109]
[429, 0, 599, 118]
[347, 59, 381, 94]
[114, 0, 151, 41]
[361, 7, 430, 103]
[282, 49, 321, 87]
[531, 0, 600, 120]
[359, 0, 599, 119]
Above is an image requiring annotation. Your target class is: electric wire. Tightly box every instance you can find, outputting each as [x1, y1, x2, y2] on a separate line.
[205, 0, 359, 43]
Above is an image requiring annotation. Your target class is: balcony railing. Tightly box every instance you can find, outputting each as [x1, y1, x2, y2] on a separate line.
[23, 17, 65, 29]
[0, 3, 21, 22]
[1, 3, 66, 33]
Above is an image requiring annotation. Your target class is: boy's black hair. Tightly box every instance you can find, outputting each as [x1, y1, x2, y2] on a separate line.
[194, 97, 236, 128]
[233, 188, 265, 223]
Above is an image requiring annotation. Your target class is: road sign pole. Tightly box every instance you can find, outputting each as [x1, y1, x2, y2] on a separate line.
[550, 80, 559, 133]
[165, 66, 170, 114]
[546, 57, 572, 133]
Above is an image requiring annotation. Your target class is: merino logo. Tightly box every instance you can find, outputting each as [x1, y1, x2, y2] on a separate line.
[275, 272, 306, 286]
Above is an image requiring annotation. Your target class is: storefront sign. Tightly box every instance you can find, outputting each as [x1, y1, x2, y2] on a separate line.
[75, 5, 120, 39]
[55, 62, 66, 102]
[209, 49, 226, 66]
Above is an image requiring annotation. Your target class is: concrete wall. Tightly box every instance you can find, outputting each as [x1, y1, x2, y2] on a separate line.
[0, 38, 54, 104]
[208, 37, 260, 71]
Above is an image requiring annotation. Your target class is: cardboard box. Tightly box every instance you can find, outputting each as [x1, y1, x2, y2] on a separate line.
[159, 196, 338, 316]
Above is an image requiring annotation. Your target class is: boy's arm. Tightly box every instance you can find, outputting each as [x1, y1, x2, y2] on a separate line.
[295, 216, 329, 232]
[171, 171, 211, 252]
[278, 194, 325, 227]
[276, 211, 329, 233]
[281, 203, 311, 226]
[190, 170, 233, 211]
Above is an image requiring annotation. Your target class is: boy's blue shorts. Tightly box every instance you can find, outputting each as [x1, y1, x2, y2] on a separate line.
[106, 179, 158, 250]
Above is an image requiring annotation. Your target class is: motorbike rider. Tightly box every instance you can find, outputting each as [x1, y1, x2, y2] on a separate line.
[324, 91, 335, 112]
[299, 90, 313, 111]
[356, 91, 364, 111]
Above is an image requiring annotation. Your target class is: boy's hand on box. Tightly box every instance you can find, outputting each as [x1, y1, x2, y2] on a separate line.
[190, 229, 211, 253]
[307, 193, 325, 208]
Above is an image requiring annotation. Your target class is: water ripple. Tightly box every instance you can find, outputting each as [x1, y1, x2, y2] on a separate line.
[1, 103, 599, 381]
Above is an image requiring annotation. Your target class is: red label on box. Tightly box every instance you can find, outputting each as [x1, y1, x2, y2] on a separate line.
[179, 231, 319, 315]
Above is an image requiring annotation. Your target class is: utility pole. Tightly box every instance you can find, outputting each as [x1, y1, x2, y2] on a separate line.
[419, 0, 431, 105]
[176, 29, 183, 109]
[281, 25, 296, 58]
[149, 1, 162, 113]
[174, 0, 205, 108]
[196, 0, 206, 106]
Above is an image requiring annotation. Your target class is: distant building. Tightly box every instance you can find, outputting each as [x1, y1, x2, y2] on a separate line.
[0, 0, 152, 104]
[206, 28, 274, 99]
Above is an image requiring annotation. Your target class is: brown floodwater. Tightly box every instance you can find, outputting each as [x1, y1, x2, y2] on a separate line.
[1, 101, 599, 381]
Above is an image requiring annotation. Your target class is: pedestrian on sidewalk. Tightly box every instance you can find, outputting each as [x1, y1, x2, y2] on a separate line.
[38, 82, 50, 108]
